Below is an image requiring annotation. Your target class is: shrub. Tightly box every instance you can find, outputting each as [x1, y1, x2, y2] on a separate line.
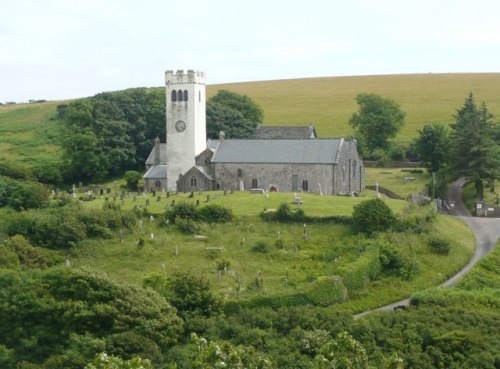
[197, 204, 233, 223]
[351, 198, 395, 235]
[0, 162, 34, 180]
[379, 245, 419, 280]
[306, 277, 345, 306]
[429, 236, 451, 255]
[176, 217, 199, 235]
[124, 170, 143, 190]
[251, 241, 269, 253]
[260, 203, 306, 222]
[166, 202, 197, 223]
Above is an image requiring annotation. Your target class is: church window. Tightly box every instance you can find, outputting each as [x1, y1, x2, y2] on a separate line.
[177, 90, 183, 102]
[183, 90, 188, 101]
[171, 90, 177, 102]
[237, 169, 242, 178]
[352, 160, 357, 177]
[191, 176, 197, 187]
[302, 180, 309, 191]
[251, 178, 258, 188]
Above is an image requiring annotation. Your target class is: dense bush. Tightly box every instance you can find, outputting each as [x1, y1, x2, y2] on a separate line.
[251, 240, 269, 253]
[0, 268, 183, 368]
[197, 204, 233, 223]
[0, 162, 35, 181]
[351, 198, 395, 235]
[144, 271, 223, 320]
[175, 217, 199, 235]
[306, 277, 345, 306]
[2, 202, 135, 249]
[124, 170, 142, 190]
[0, 176, 50, 210]
[260, 203, 306, 222]
[338, 248, 382, 292]
[166, 202, 198, 223]
[379, 244, 419, 280]
[428, 236, 451, 255]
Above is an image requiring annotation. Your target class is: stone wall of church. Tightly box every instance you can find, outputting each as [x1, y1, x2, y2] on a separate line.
[214, 163, 336, 194]
[177, 168, 214, 192]
[334, 141, 364, 194]
[144, 178, 168, 192]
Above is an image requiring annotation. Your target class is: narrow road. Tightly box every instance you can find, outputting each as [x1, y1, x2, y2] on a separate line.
[354, 178, 500, 319]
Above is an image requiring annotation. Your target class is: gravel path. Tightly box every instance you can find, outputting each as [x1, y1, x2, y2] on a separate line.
[354, 178, 500, 319]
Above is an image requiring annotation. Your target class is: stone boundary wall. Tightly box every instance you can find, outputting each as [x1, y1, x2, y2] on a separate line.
[363, 161, 421, 168]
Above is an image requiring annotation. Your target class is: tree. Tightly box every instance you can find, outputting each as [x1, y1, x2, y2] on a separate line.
[191, 333, 275, 369]
[349, 93, 405, 152]
[351, 198, 395, 235]
[85, 352, 154, 369]
[206, 90, 263, 139]
[143, 271, 222, 319]
[414, 123, 450, 173]
[314, 331, 369, 369]
[449, 93, 500, 198]
[124, 170, 143, 190]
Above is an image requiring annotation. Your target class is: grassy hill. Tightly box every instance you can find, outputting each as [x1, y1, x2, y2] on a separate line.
[209, 73, 500, 142]
[1, 73, 499, 167]
[0, 101, 64, 167]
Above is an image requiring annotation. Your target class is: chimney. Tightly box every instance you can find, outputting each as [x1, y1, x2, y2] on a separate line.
[154, 137, 161, 166]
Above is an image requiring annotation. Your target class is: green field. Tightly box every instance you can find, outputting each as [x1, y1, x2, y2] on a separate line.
[0, 101, 64, 167]
[209, 73, 500, 142]
[364, 167, 430, 198]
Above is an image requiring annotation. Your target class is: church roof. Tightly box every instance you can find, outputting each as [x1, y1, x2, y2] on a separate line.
[212, 139, 343, 164]
[145, 143, 167, 166]
[143, 164, 168, 179]
[255, 125, 317, 139]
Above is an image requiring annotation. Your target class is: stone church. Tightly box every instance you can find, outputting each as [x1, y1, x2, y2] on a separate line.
[143, 69, 364, 195]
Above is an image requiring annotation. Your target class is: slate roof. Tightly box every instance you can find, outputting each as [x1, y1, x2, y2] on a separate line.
[143, 164, 168, 179]
[255, 125, 317, 139]
[145, 143, 167, 166]
[212, 139, 343, 164]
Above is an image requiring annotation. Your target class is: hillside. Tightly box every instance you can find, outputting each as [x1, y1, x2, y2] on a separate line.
[209, 73, 500, 142]
[1, 73, 499, 167]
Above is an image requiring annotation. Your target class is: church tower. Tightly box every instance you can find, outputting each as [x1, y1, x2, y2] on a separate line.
[165, 69, 206, 191]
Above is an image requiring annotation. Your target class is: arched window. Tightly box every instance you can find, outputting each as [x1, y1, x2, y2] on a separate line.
[302, 180, 309, 191]
[191, 176, 197, 187]
[171, 90, 177, 102]
[237, 169, 242, 178]
[251, 178, 258, 188]
[183, 90, 188, 101]
[177, 90, 183, 102]
[352, 160, 357, 177]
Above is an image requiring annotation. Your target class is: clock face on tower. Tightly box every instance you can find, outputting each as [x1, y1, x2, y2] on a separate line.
[175, 120, 186, 132]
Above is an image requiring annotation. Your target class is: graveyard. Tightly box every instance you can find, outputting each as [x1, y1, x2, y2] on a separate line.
[68, 177, 475, 313]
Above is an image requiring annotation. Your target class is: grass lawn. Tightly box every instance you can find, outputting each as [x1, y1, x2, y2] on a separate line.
[364, 167, 430, 198]
[79, 188, 409, 217]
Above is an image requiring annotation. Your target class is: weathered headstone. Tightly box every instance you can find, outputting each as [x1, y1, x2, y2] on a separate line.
[107, 188, 111, 194]
[167, 191, 170, 198]
[196, 199, 200, 207]
[146, 199, 150, 206]
[206, 194, 210, 202]
[189, 192, 194, 198]
[157, 196, 161, 202]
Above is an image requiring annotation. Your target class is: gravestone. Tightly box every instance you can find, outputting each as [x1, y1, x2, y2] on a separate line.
[107, 188, 111, 194]
[196, 199, 200, 207]
[146, 199, 150, 206]
[167, 191, 170, 198]
[206, 194, 210, 202]
[157, 196, 161, 202]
